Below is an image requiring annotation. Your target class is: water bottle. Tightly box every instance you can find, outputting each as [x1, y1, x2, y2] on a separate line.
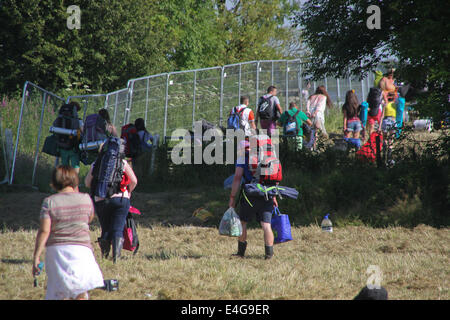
[321, 214, 333, 233]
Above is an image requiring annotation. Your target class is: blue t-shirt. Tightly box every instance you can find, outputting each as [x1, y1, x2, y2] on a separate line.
[236, 154, 253, 184]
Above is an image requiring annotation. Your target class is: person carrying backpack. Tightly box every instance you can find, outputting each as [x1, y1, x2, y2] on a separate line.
[227, 96, 256, 136]
[84, 137, 137, 263]
[278, 102, 312, 151]
[256, 86, 283, 137]
[228, 136, 281, 260]
[135, 118, 154, 152]
[53, 102, 82, 174]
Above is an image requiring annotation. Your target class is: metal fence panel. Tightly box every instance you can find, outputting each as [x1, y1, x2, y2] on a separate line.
[10, 82, 65, 186]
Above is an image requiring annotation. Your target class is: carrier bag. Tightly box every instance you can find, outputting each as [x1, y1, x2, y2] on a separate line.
[219, 207, 242, 237]
[271, 207, 293, 244]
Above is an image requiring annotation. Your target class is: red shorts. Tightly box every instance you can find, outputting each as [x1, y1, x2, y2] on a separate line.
[367, 109, 381, 125]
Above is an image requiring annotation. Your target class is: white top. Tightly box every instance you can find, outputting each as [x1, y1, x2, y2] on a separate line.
[234, 104, 255, 136]
[307, 94, 327, 119]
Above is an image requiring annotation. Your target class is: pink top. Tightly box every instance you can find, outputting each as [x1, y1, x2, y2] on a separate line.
[40, 192, 95, 250]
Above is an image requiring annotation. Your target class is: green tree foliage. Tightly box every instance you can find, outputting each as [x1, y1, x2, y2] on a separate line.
[0, 0, 299, 96]
[292, 0, 449, 121]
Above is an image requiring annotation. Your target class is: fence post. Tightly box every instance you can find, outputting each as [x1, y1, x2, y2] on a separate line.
[285, 60, 289, 111]
[31, 92, 47, 187]
[271, 61, 274, 85]
[163, 74, 170, 138]
[125, 82, 134, 125]
[192, 70, 197, 129]
[256, 62, 260, 109]
[113, 92, 119, 127]
[145, 78, 150, 126]
[337, 78, 341, 106]
[219, 67, 224, 127]
[238, 63, 242, 105]
[9, 82, 28, 185]
[348, 67, 352, 90]
[298, 65, 302, 111]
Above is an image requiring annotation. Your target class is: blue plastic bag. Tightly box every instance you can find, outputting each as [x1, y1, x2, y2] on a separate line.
[271, 207, 293, 244]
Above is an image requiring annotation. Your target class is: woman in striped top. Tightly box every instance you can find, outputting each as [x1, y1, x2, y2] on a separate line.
[32, 166, 104, 300]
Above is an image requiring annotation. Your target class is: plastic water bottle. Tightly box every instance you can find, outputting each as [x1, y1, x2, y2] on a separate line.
[321, 214, 333, 233]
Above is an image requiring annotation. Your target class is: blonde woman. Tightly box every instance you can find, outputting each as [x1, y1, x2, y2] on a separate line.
[32, 166, 104, 300]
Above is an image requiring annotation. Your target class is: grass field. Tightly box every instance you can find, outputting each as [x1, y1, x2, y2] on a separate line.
[0, 190, 448, 300]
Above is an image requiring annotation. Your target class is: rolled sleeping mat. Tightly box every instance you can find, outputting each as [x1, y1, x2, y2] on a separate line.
[49, 126, 78, 136]
[413, 119, 432, 132]
[79, 139, 107, 151]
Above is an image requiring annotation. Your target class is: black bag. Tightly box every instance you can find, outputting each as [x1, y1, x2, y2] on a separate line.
[42, 135, 59, 157]
[257, 95, 275, 120]
[53, 104, 80, 150]
[367, 87, 382, 117]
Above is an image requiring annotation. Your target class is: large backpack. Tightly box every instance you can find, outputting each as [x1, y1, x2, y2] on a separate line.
[356, 132, 383, 163]
[249, 135, 282, 185]
[90, 137, 125, 198]
[52, 104, 80, 150]
[257, 95, 275, 120]
[367, 87, 382, 117]
[83, 114, 108, 143]
[227, 106, 246, 130]
[121, 124, 141, 158]
[283, 109, 301, 136]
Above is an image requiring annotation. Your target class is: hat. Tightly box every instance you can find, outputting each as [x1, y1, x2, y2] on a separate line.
[354, 286, 388, 300]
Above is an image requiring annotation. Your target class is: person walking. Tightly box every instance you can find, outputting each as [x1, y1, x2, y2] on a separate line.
[229, 96, 257, 136]
[84, 139, 138, 263]
[98, 109, 119, 137]
[228, 140, 277, 260]
[306, 85, 333, 148]
[32, 165, 104, 300]
[256, 86, 283, 136]
[278, 102, 312, 151]
[342, 90, 363, 139]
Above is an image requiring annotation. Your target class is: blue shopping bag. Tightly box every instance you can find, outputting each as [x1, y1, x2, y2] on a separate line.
[271, 207, 293, 244]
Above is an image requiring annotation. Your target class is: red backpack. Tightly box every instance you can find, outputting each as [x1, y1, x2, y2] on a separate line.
[120, 124, 141, 158]
[249, 135, 282, 185]
[356, 132, 383, 163]
[123, 206, 141, 254]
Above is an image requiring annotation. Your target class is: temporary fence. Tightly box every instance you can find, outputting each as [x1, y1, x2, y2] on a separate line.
[7, 60, 375, 186]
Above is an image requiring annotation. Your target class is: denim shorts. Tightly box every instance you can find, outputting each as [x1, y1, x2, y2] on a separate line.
[347, 120, 362, 132]
[382, 117, 397, 132]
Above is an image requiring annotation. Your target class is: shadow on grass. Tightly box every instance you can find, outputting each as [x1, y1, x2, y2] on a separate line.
[1, 258, 32, 264]
[145, 250, 202, 261]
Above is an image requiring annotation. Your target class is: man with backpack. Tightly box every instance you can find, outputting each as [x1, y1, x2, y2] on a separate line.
[227, 96, 256, 136]
[53, 102, 82, 174]
[256, 86, 283, 136]
[278, 102, 312, 151]
[228, 136, 282, 260]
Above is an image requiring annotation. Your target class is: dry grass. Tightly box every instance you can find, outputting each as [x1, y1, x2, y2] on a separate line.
[0, 191, 448, 300]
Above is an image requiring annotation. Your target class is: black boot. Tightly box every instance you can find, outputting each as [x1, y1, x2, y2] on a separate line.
[264, 245, 274, 260]
[98, 237, 111, 259]
[112, 237, 124, 264]
[232, 241, 247, 258]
